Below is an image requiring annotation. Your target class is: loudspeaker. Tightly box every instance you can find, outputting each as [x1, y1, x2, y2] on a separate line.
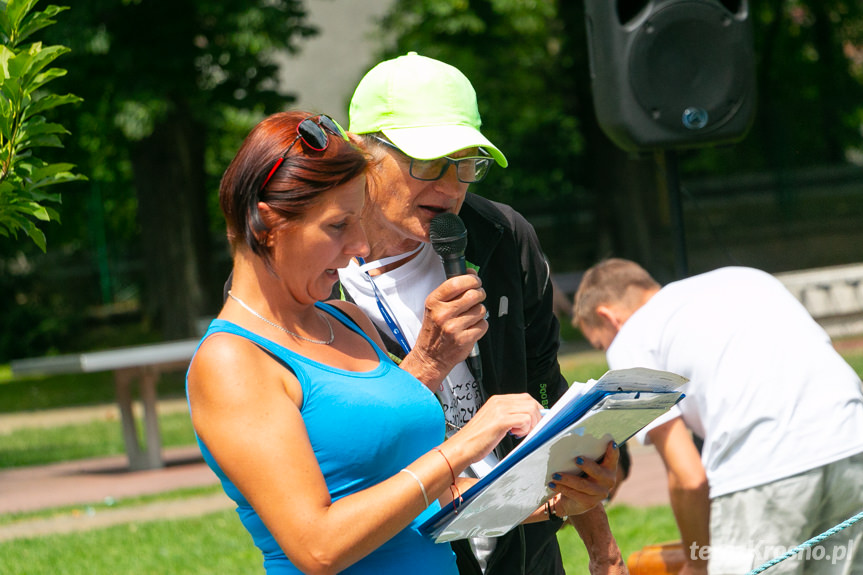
[584, 0, 756, 153]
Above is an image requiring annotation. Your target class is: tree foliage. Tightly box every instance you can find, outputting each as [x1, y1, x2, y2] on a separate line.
[378, 0, 863, 275]
[0, 0, 84, 252]
[6, 0, 863, 358]
[380, 0, 588, 208]
[382, 0, 863, 176]
[40, 0, 317, 339]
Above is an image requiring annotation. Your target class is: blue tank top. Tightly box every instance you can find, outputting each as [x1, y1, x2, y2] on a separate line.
[188, 302, 457, 574]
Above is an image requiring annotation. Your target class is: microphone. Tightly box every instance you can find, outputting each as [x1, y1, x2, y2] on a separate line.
[429, 213, 483, 385]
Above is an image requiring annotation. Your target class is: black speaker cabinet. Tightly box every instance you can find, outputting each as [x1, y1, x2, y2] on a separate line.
[584, 0, 756, 152]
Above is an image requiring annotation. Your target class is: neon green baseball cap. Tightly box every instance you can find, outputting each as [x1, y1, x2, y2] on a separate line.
[349, 52, 508, 168]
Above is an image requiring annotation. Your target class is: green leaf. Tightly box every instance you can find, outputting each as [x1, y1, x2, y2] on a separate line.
[21, 217, 47, 252]
[14, 5, 68, 46]
[27, 201, 49, 221]
[0, 104, 12, 140]
[24, 65, 66, 93]
[44, 204, 60, 222]
[14, 118, 69, 153]
[0, 76, 23, 111]
[29, 171, 86, 191]
[15, 133, 63, 152]
[6, 41, 37, 78]
[6, 0, 42, 35]
[0, 44, 14, 79]
[11, 43, 70, 82]
[26, 186, 62, 202]
[0, 5, 11, 44]
[23, 93, 82, 119]
[30, 162, 77, 181]
[18, 117, 70, 138]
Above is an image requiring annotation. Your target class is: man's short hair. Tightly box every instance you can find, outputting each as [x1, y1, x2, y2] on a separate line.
[573, 258, 660, 328]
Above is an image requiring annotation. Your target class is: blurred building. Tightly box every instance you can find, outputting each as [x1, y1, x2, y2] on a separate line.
[272, 0, 395, 125]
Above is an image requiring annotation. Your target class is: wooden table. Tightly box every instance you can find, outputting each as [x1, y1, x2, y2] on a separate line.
[10, 339, 200, 471]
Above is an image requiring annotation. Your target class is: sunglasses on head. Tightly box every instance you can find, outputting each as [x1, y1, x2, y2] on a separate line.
[260, 115, 349, 191]
[372, 135, 494, 184]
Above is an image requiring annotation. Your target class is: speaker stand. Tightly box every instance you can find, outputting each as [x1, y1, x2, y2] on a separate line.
[656, 149, 689, 279]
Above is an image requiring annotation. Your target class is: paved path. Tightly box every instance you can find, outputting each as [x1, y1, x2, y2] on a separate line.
[0, 435, 668, 516]
[0, 445, 221, 515]
[0, 436, 669, 542]
[612, 443, 670, 508]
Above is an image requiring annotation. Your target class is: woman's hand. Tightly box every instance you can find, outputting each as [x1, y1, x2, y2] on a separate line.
[444, 393, 544, 465]
[550, 441, 620, 517]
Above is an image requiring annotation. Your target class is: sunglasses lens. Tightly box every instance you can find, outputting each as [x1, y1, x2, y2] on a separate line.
[318, 115, 347, 141]
[262, 115, 346, 190]
[297, 119, 328, 150]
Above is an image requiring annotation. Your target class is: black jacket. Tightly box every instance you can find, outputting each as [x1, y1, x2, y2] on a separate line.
[336, 193, 570, 575]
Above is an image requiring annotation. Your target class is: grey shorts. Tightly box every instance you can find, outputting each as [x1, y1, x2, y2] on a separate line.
[708, 452, 863, 575]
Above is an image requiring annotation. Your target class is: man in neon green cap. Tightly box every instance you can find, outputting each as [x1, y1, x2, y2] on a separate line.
[335, 52, 626, 575]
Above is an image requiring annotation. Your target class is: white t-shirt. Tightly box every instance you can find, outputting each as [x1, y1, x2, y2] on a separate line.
[339, 243, 499, 569]
[608, 266, 863, 498]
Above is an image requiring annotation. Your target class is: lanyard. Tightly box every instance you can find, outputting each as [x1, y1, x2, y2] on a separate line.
[355, 244, 424, 356]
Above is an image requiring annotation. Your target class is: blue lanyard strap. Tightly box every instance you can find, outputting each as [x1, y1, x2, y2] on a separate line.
[356, 256, 413, 356]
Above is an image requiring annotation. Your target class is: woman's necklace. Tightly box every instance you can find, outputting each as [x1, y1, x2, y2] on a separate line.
[227, 290, 334, 345]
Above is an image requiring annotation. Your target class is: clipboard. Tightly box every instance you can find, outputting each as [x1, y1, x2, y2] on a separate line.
[419, 367, 687, 542]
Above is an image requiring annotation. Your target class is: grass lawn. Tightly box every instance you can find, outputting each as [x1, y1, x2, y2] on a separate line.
[1, 508, 261, 574]
[0, 336, 859, 574]
[0, 502, 679, 574]
[0, 368, 190, 469]
[561, 504, 681, 572]
[0, 370, 188, 413]
[0, 411, 196, 468]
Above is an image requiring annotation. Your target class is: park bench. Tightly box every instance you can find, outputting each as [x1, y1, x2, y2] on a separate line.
[774, 262, 863, 339]
[10, 339, 199, 471]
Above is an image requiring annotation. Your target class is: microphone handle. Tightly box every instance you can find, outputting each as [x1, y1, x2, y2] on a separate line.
[440, 254, 483, 384]
[441, 254, 467, 278]
[466, 342, 483, 385]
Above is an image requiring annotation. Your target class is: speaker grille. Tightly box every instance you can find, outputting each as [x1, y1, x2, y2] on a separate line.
[586, 0, 756, 151]
[629, 4, 745, 132]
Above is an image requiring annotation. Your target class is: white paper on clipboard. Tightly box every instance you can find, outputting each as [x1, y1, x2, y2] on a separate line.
[419, 368, 687, 542]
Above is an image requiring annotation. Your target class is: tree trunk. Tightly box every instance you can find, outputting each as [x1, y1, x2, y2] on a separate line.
[131, 104, 215, 340]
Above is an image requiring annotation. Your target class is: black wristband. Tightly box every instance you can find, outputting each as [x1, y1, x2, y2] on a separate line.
[549, 497, 568, 521]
